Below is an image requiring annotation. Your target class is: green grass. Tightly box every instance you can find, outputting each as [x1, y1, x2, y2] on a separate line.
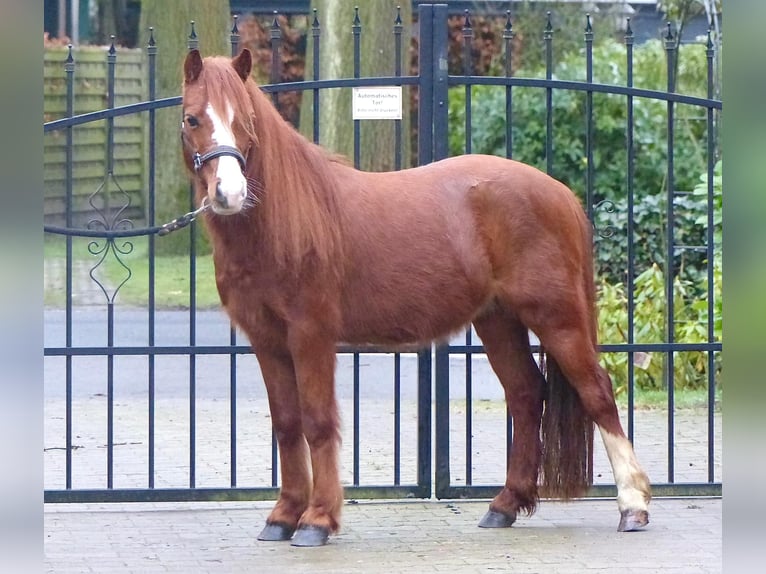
[614, 387, 722, 411]
[465, 386, 721, 413]
[44, 234, 220, 308]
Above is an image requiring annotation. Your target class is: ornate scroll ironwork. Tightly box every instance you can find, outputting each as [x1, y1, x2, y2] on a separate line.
[593, 198, 617, 239]
[86, 173, 134, 303]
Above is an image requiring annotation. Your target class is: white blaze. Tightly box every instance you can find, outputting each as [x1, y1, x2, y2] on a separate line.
[207, 102, 247, 209]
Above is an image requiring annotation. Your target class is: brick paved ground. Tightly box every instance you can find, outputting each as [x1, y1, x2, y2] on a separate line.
[45, 497, 721, 573]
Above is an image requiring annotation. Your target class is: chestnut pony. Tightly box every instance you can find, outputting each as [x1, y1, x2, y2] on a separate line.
[180, 48, 651, 547]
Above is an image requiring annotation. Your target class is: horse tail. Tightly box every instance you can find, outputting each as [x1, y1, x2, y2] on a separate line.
[538, 214, 595, 500]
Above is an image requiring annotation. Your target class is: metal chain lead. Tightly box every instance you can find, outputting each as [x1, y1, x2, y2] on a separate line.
[157, 197, 211, 236]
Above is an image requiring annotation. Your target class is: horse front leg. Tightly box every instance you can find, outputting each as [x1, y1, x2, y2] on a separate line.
[254, 347, 312, 542]
[288, 334, 343, 547]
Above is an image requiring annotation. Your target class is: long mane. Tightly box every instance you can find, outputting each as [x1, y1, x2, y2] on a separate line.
[201, 57, 345, 271]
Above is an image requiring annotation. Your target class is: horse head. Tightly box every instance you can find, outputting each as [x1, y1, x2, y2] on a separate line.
[181, 49, 256, 215]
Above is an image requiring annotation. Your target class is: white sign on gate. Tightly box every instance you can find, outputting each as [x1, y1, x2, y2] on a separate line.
[352, 86, 403, 120]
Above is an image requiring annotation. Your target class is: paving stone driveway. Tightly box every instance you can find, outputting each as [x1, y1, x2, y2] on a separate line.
[45, 497, 721, 573]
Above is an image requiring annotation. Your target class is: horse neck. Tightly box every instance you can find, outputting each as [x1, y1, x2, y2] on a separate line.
[230, 83, 345, 272]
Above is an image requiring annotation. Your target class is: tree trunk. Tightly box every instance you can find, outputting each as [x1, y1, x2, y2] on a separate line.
[95, 1, 131, 46]
[300, 0, 411, 171]
[139, 0, 230, 254]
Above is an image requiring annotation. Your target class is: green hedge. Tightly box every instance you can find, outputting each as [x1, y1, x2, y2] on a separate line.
[596, 160, 721, 392]
[597, 256, 721, 392]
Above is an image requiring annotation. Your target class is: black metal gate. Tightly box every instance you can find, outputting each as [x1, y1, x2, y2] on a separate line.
[44, 3, 722, 504]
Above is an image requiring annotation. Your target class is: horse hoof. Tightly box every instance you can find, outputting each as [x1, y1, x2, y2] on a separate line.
[257, 521, 295, 541]
[618, 509, 649, 532]
[291, 525, 330, 547]
[478, 509, 516, 528]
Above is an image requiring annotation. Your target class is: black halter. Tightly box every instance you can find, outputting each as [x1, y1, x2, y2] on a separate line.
[193, 145, 247, 172]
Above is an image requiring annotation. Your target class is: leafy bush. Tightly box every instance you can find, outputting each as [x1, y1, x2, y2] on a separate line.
[596, 261, 721, 393]
[596, 160, 722, 393]
[691, 158, 722, 337]
[448, 38, 716, 288]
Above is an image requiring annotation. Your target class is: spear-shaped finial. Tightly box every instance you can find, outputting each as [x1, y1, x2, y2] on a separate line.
[187, 21, 198, 51]
[665, 21, 675, 45]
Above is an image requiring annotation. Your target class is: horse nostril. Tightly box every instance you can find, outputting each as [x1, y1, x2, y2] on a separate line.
[215, 183, 228, 208]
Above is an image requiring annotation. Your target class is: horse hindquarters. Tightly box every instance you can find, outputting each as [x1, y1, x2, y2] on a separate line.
[474, 169, 650, 530]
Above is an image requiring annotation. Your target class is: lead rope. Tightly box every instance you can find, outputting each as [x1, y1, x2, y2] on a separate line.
[157, 197, 211, 236]
[42, 198, 212, 239]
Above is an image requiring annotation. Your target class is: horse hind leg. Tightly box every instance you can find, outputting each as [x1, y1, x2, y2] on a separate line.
[522, 307, 652, 531]
[472, 308, 546, 528]
[597, 410, 652, 531]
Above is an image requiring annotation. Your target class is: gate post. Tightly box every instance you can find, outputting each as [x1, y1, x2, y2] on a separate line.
[418, 3, 452, 499]
[431, 3, 451, 500]
[415, 2, 436, 497]
[431, 5, 449, 162]
[417, 4, 434, 165]
[417, 3, 449, 164]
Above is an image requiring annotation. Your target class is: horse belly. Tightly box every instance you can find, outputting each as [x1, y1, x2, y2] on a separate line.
[340, 250, 492, 346]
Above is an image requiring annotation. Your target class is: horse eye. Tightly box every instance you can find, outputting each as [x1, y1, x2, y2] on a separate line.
[185, 115, 199, 128]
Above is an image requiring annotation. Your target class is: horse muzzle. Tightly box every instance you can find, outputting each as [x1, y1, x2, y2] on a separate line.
[211, 179, 248, 215]
[193, 146, 249, 215]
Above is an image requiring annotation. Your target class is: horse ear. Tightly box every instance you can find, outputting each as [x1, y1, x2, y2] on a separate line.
[232, 49, 253, 82]
[184, 49, 203, 84]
